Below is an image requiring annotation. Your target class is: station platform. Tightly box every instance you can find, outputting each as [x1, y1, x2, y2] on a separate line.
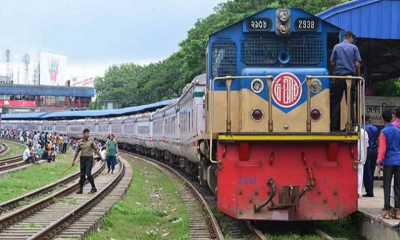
[358, 181, 400, 240]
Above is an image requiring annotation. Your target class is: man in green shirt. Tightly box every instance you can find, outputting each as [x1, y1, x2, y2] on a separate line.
[105, 133, 119, 174]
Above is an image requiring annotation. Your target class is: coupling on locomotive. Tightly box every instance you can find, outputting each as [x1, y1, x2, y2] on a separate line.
[2, 8, 364, 221]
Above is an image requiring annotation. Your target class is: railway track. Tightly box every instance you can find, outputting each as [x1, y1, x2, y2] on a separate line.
[0, 142, 9, 156]
[0, 158, 130, 239]
[0, 156, 27, 173]
[121, 150, 224, 240]
[0, 159, 93, 215]
[121, 150, 337, 240]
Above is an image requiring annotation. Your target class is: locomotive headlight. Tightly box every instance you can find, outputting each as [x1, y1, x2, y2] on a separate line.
[251, 79, 264, 93]
[279, 24, 290, 35]
[310, 78, 322, 93]
[278, 9, 290, 22]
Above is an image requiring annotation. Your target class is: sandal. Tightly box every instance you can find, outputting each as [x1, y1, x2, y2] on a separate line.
[380, 213, 391, 219]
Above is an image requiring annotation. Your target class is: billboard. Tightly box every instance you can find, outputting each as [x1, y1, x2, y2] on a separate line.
[0, 100, 36, 107]
[366, 96, 400, 126]
[70, 77, 95, 87]
[40, 52, 67, 86]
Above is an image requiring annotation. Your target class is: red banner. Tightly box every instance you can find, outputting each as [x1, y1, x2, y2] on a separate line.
[0, 100, 36, 107]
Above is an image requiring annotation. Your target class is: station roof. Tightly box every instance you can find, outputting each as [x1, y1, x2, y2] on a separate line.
[318, 0, 400, 83]
[0, 84, 95, 97]
[1, 112, 48, 120]
[317, 0, 400, 40]
[1, 99, 177, 120]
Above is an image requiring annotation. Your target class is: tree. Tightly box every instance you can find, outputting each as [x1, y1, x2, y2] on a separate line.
[96, 0, 351, 106]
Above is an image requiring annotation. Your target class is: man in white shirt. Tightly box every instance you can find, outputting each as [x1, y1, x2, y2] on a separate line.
[358, 127, 369, 197]
[23, 143, 38, 164]
[23, 146, 33, 164]
[33, 132, 39, 146]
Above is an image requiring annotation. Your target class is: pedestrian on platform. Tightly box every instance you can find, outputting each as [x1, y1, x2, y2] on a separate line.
[71, 129, 104, 194]
[105, 134, 119, 174]
[330, 31, 361, 131]
[363, 115, 379, 197]
[62, 135, 69, 153]
[392, 107, 400, 129]
[358, 127, 369, 197]
[378, 109, 400, 219]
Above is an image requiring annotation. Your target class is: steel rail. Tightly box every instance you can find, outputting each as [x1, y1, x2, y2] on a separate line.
[0, 157, 26, 172]
[0, 156, 23, 166]
[0, 164, 83, 214]
[120, 150, 225, 240]
[29, 160, 125, 240]
[0, 161, 106, 232]
[0, 142, 8, 155]
[245, 221, 268, 240]
[314, 229, 335, 240]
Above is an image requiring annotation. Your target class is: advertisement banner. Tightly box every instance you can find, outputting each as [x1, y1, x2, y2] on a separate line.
[39, 52, 68, 86]
[366, 96, 400, 126]
[0, 100, 36, 107]
[70, 77, 95, 87]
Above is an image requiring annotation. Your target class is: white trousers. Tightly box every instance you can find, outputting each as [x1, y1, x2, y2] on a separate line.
[358, 163, 364, 195]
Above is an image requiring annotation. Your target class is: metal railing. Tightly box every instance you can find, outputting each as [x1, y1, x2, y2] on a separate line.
[208, 75, 366, 163]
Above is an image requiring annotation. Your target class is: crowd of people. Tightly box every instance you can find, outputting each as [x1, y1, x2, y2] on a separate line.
[358, 109, 400, 220]
[1, 129, 119, 176]
[19, 131, 71, 164]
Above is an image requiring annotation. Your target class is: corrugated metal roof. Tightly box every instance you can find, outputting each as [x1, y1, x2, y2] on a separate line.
[2, 112, 48, 120]
[41, 99, 178, 119]
[317, 0, 400, 39]
[1, 99, 178, 120]
[0, 84, 95, 97]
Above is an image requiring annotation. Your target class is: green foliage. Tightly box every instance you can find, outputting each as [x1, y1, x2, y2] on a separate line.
[0, 145, 78, 204]
[85, 156, 189, 239]
[374, 78, 400, 97]
[89, 98, 99, 110]
[96, 0, 350, 106]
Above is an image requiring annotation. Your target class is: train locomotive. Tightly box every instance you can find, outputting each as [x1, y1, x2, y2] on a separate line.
[2, 8, 365, 221]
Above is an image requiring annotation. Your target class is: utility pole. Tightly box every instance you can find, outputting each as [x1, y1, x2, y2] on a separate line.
[5, 49, 12, 84]
[22, 54, 30, 84]
[17, 66, 20, 84]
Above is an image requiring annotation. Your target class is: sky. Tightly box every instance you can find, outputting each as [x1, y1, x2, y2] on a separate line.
[0, 0, 224, 83]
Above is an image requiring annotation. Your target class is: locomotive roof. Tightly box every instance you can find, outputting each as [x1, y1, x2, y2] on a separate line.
[209, 7, 343, 37]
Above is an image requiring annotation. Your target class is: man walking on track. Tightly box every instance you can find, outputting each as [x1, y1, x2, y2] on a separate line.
[72, 129, 104, 194]
[106, 133, 119, 174]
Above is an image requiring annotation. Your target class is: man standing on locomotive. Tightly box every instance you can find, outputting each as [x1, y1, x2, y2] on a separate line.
[330, 31, 361, 131]
[72, 129, 104, 194]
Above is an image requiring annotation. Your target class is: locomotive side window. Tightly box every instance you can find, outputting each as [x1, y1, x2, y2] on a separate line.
[212, 39, 237, 78]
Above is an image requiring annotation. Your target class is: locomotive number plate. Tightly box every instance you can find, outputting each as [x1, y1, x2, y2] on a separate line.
[295, 18, 318, 31]
[247, 18, 272, 31]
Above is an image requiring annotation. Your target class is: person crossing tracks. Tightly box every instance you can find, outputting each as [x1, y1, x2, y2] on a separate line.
[72, 128, 104, 194]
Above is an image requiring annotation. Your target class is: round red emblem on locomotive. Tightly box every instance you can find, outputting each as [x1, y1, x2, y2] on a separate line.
[272, 72, 302, 108]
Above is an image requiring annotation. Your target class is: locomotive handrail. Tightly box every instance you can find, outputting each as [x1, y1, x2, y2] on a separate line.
[209, 76, 274, 164]
[306, 75, 366, 163]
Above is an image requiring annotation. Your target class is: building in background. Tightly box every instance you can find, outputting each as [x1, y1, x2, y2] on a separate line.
[67, 77, 96, 87]
[0, 84, 94, 113]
